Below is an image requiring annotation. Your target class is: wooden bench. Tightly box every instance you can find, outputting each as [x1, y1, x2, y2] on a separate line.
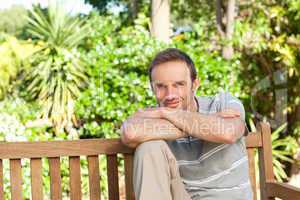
[0, 122, 299, 200]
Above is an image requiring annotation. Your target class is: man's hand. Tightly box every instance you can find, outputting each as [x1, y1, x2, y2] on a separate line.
[120, 108, 187, 148]
[133, 107, 164, 118]
[217, 109, 241, 118]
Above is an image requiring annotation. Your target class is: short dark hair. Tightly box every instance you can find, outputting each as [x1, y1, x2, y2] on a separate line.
[148, 48, 197, 82]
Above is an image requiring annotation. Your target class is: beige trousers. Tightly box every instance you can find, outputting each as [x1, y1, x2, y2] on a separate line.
[133, 140, 192, 200]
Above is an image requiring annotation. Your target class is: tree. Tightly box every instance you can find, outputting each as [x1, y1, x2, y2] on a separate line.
[0, 5, 28, 37]
[151, 0, 171, 42]
[216, 0, 236, 59]
[84, 0, 113, 13]
[130, 0, 139, 19]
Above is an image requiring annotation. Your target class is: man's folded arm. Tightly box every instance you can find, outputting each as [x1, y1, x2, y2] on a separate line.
[121, 116, 187, 148]
[162, 109, 245, 144]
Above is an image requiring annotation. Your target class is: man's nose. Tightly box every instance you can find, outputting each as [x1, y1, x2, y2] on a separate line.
[165, 86, 177, 97]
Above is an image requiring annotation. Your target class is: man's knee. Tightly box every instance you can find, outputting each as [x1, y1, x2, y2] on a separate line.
[134, 140, 166, 157]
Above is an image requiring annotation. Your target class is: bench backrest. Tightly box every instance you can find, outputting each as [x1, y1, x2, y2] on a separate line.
[0, 122, 274, 200]
[245, 122, 275, 200]
[0, 139, 135, 200]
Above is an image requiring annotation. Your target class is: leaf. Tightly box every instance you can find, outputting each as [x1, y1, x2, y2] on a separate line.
[271, 122, 287, 141]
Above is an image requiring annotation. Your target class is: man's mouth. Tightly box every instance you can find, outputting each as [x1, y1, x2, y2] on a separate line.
[164, 100, 180, 108]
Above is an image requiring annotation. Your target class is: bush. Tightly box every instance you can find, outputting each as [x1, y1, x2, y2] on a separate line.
[0, 35, 37, 99]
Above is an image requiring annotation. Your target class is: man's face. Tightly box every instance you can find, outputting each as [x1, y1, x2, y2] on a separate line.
[150, 61, 199, 110]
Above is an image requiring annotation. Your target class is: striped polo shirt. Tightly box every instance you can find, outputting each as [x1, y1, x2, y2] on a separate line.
[166, 91, 253, 200]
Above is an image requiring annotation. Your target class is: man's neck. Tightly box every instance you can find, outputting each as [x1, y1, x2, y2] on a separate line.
[188, 96, 198, 112]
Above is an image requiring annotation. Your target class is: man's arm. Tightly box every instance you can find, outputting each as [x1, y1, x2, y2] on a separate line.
[161, 108, 245, 144]
[133, 92, 247, 144]
[121, 108, 242, 147]
[121, 116, 187, 148]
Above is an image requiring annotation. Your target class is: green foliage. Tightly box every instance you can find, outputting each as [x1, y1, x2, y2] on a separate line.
[76, 14, 161, 138]
[236, 0, 300, 124]
[24, 3, 90, 133]
[85, 0, 117, 13]
[0, 35, 37, 99]
[0, 5, 28, 36]
[171, 0, 215, 27]
[271, 123, 298, 181]
[0, 97, 53, 142]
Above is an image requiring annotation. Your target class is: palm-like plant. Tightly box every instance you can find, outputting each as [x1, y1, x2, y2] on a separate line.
[25, 3, 90, 134]
[270, 123, 298, 181]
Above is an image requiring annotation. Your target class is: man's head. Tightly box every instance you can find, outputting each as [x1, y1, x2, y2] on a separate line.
[149, 48, 199, 110]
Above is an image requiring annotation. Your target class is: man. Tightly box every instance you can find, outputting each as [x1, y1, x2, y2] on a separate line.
[121, 48, 253, 200]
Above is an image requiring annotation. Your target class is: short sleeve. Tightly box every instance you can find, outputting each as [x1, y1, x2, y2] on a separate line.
[215, 91, 249, 136]
[216, 91, 246, 121]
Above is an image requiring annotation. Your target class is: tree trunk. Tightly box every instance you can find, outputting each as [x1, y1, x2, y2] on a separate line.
[222, 0, 235, 59]
[130, 0, 139, 20]
[151, 0, 171, 43]
[216, 0, 225, 37]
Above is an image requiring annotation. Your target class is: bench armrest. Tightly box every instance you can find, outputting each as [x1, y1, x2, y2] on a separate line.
[266, 181, 300, 199]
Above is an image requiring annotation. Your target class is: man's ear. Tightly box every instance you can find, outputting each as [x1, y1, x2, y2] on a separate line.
[149, 81, 153, 90]
[149, 82, 154, 94]
[192, 78, 200, 93]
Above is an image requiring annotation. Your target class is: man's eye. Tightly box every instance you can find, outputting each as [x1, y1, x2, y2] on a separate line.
[176, 82, 185, 86]
[156, 84, 164, 88]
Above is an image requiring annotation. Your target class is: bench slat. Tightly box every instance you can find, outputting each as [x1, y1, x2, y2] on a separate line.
[10, 159, 22, 200]
[124, 154, 134, 200]
[69, 156, 82, 200]
[266, 181, 300, 199]
[258, 122, 275, 199]
[0, 139, 133, 159]
[245, 132, 262, 148]
[49, 157, 62, 200]
[107, 155, 119, 200]
[30, 158, 43, 200]
[87, 155, 101, 200]
[0, 159, 3, 199]
[247, 148, 257, 200]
